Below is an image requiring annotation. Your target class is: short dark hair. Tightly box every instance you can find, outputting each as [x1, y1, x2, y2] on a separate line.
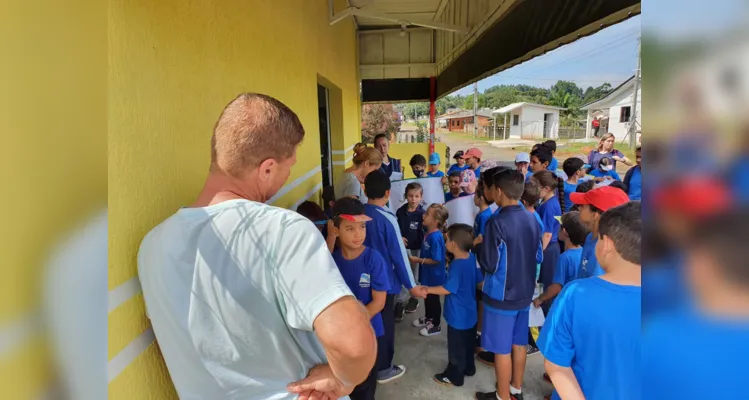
[475, 185, 487, 203]
[493, 169, 525, 200]
[446, 223, 474, 253]
[410, 154, 427, 167]
[322, 186, 335, 207]
[599, 157, 613, 167]
[543, 140, 557, 152]
[690, 209, 749, 286]
[576, 180, 595, 193]
[598, 202, 641, 265]
[483, 166, 510, 188]
[521, 180, 541, 207]
[331, 197, 366, 228]
[364, 170, 390, 199]
[608, 181, 628, 193]
[561, 211, 589, 246]
[448, 171, 462, 178]
[405, 182, 423, 196]
[530, 146, 553, 166]
[297, 201, 326, 222]
[562, 157, 585, 178]
[374, 133, 388, 144]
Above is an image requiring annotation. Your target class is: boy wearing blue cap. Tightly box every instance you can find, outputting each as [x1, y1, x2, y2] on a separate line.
[427, 152, 445, 178]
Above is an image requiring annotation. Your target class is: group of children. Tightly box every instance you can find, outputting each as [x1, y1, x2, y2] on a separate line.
[295, 140, 642, 400]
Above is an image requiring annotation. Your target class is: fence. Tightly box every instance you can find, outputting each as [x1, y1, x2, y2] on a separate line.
[557, 126, 587, 139]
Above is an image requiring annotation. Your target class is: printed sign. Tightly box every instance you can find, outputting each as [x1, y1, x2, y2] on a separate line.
[388, 177, 444, 213]
[444, 195, 479, 226]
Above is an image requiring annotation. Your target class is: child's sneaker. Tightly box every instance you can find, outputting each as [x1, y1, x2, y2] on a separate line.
[412, 317, 428, 328]
[525, 343, 540, 356]
[433, 373, 460, 387]
[476, 350, 495, 366]
[394, 302, 406, 322]
[475, 391, 499, 400]
[419, 321, 441, 336]
[376, 365, 406, 384]
[405, 297, 419, 313]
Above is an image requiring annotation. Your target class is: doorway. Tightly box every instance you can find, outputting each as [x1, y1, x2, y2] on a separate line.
[543, 113, 553, 138]
[317, 85, 333, 188]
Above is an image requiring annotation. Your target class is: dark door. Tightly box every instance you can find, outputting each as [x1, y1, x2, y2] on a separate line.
[317, 85, 332, 187]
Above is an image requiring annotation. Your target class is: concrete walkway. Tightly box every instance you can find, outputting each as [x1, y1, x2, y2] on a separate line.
[375, 299, 552, 399]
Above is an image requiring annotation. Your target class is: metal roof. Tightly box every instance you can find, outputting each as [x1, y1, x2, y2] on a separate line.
[493, 102, 566, 114]
[438, 109, 495, 119]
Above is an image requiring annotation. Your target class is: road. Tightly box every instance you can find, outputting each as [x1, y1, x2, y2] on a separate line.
[436, 130, 520, 166]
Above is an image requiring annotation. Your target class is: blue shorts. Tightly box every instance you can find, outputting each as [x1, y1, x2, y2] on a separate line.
[481, 308, 529, 355]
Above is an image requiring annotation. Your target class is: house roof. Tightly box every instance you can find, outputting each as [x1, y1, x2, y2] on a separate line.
[492, 102, 566, 114]
[580, 76, 636, 110]
[439, 109, 495, 119]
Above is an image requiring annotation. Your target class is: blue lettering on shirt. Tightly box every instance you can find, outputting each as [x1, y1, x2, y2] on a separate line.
[577, 233, 603, 279]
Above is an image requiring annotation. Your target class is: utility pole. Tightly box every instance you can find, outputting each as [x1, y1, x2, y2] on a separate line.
[628, 38, 641, 149]
[473, 82, 478, 138]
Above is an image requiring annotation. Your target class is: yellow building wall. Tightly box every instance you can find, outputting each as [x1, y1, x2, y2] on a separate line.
[1, 0, 107, 397]
[108, 0, 360, 398]
[389, 143, 448, 179]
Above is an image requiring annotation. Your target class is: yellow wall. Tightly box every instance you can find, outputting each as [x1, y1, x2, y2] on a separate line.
[389, 143, 448, 179]
[108, 0, 360, 397]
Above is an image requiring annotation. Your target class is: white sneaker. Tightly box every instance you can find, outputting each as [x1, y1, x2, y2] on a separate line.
[412, 317, 428, 328]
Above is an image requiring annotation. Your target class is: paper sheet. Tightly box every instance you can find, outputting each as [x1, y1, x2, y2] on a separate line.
[445, 195, 479, 226]
[390, 172, 403, 182]
[388, 177, 444, 213]
[529, 285, 546, 327]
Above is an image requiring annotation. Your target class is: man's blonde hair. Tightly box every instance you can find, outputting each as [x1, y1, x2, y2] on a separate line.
[211, 93, 304, 176]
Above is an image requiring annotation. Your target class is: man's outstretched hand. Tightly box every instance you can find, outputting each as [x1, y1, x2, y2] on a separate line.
[287, 364, 353, 400]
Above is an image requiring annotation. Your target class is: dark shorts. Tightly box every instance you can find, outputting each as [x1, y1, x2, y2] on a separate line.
[481, 308, 529, 355]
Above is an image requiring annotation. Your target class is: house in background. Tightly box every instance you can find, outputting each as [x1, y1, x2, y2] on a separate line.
[492, 102, 565, 139]
[581, 75, 640, 140]
[439, 109, 495, 135]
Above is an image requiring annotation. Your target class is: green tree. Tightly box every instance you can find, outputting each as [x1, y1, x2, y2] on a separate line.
[361, 104, 401, 143]
[415, 120, 428, 143]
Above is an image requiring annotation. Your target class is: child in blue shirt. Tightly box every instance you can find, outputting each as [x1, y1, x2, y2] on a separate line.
[531, 170, 564, 316]
[538, 202, 641, 400]
[475, 170, 542, 400]
[623, 146, 642, 200]
[532, 211, 589, 308]
[409, 154, 427, 178]
[562, 157, 586, 212]
[590, 156, 621, 181]
[543, 140, 559, 172]
[421, 224, 484, 387]
[444, 171, 468, 202]
[569, 186, 630, 280]
[396, 182, 426, 317]
[329, 197, 392, 400]
[362, 171, 423, 383]
[426, 152, 445, 178]
[409, 204, 449, 336]
[447, 150, 469, 175]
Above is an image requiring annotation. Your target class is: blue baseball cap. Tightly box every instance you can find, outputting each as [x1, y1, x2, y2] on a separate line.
[429, 152, 441, 165]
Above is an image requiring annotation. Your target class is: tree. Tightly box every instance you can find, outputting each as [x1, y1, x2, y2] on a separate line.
[582, 83, 613, 104]
[415, 120, 428, 143]
[361, 104, 401, 143]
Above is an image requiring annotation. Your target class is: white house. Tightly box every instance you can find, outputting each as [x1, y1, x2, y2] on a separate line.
[492, 102, 565, 140]
[581, 76, 641, 141]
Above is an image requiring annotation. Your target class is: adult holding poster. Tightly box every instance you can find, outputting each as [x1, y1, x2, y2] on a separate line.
[374, 133, 403, 179]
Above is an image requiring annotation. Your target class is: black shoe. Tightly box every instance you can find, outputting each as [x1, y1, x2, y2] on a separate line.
[475, 391, 498, 400]
[433, 373, 461, 387]
[511, 392, 524, 400]
[394, 302, 406, 322]
[525, 343, 540, 356]
[405, 297, 419, 313]
[476, 351, 495, 367]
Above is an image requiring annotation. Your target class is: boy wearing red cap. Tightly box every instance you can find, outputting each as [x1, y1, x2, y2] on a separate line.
[569, 186, 630, 279]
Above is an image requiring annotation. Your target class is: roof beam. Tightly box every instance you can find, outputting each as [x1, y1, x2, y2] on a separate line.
[434, 0, 450, 21]
[330, 6, 469, 33]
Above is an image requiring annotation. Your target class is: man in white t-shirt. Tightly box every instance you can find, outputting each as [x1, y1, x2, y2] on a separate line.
[138, 93, 377, 400]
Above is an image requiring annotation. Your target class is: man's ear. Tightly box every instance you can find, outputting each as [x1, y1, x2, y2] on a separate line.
[257, 158, 277, 182]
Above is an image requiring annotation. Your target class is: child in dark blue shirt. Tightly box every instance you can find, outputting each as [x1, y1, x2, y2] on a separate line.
[623, 146, 642, 200]
[476, 170, 543, 400]
[444, 171, 468, 202]
[590, 156, 621, 181]
[396, 182, 426, 317]
[532, 170, 564, 316]
[538, 202, 641, 400]
[543, 140, 559, 172]
[329, 197, 392, 400]
[421, 224, 484, 387]
[410, 204, 449, 336]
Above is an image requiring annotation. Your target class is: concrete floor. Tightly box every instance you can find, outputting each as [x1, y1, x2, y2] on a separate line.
[375, 300, 553, 400]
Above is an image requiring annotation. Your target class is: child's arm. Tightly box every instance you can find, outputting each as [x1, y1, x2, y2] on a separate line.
[612, 170, 622, 181]
[425, 285, 450, 296]
[365, 290, 387, 319]
[544, 360, 586, 400]
[541, 232, 552, 250]
[408, 256, 439, 265]
[533, 283, 562, 308]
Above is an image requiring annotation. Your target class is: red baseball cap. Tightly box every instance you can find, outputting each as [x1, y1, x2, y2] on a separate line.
[652, 177, 731, 219]
[570, 186, 630, 211]
[462, 147, 483, 160]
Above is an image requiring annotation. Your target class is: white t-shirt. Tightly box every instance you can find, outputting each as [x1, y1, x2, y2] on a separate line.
[138, 199, 353, 400]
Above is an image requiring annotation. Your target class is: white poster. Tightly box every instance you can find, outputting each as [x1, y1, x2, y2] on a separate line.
[529, 285, 546, 327]
[388, 177, 444, 213]
[445, 195, 479, 226]
[390, 172, 403, 182]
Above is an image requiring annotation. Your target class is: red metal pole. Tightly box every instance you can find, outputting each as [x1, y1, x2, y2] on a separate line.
[429, 76, 436, 155]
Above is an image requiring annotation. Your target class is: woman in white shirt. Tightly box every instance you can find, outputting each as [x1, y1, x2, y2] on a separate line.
[334, 143, 383, 202]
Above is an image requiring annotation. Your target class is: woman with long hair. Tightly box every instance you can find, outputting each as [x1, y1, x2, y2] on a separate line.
[334, 143, 383, 202]
[587, 132, 634, 172]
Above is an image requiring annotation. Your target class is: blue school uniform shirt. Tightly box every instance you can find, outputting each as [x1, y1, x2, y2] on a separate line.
[473, 166, 481, 179]
[332, 248, 391, 337]
[563, 181, 578, 211]
[378, 157, 402, 178]
[444, 191, 468, 202]
[643, 308, 749, 399]
[590, 168, 621, 181]
[474, 207, 493, 237]
[551, 247, 583, 286]
[419, 230, 446, 286]
[577, 233, 603, 279]
[426, 170, 445, 178]
[395, 204, 425, 251]
[549, 157, 559, 172]
[443, 254, 484, 329]
[536, 197, 562, 242]
[525, 171, 534, 181]
[627, 166, 642, 200]
[447, 163, 469, 176]
[537, 277, 641, 400]
[363, 204, 417, 295]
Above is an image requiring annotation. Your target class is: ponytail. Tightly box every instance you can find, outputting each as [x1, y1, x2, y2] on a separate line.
[532, 170, 565, 212]
[556, 175, 566, 213]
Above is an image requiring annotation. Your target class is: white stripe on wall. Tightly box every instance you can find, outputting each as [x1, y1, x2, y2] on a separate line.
[267, 166, 321, 205]
[108, 326, 155, 382]
[291, 182, 324, 210]
[108, 277, 142, 313]
[332, 155, 353, 166]
[331, 144, 356, 155]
